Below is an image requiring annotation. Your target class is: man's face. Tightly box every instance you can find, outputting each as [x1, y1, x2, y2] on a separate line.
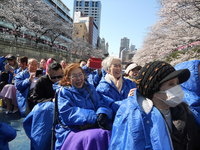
[80, 61, 86, 67]
[28, 60, 38, 73]
[7, 59, 15, 66]
[48, 68, 64, 83]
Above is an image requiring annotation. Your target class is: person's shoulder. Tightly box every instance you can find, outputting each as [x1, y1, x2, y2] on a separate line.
[15, 70, 28, 78]
[123, 77, 136, 86]
[37, 75, 49, 82]
[33, 101, 54, 111]
[115, 97, 137, 118]
[98, 77, 112, 85]
[96, 80, 111, 91]
[59, 86, 72, 95]
[123, 77, 134, 82]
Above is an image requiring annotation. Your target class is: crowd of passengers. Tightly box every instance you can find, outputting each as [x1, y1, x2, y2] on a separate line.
[0, 54, 200, 150]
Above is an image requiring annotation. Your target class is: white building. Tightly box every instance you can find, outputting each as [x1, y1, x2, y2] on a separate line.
[73, 0, 101, 34]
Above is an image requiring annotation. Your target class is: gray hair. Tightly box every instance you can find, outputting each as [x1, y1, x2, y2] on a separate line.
[28, 58, 38, 64]
[102, 56, 121, 72]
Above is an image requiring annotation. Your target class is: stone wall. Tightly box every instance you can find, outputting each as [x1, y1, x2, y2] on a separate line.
[0, 38, 80, 62]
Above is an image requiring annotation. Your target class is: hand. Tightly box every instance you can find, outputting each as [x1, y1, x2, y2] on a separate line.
[97, 113, 112, 130]
[128, 88, 136, 97]
[5, 64, 11, 72]
[86, 59, 91, 68]
[29, 72, 35, 81]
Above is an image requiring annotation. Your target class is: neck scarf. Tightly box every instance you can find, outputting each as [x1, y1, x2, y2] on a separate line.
[105, 74, 123, 92]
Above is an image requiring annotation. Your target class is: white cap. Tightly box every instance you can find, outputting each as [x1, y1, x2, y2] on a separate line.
[125, 63, 138, 74]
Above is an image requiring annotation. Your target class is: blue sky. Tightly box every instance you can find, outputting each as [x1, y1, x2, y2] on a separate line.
[63, 0, 160, 57]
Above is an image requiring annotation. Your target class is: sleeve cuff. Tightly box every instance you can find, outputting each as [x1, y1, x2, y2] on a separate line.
[96, 107, 113, 119]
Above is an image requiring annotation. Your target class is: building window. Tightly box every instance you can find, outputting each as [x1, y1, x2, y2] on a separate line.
[79, 1, 82, 6]
[80, 25, 82, 27]
[85, 2, 89, 7]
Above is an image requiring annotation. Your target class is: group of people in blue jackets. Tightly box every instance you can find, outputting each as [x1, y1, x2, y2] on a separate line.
[1, 55, 200, 150]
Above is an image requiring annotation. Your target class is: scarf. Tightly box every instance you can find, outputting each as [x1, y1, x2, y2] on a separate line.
[105, 74, 123, 92]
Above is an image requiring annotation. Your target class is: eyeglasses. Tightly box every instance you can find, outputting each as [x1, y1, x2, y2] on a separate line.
[70, 73, 84, 79]
[50, 75, 63, 80]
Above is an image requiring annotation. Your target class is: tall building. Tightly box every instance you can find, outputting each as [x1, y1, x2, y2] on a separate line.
[100, 38, 106, 50]
[44, 0, 73, 43]
[73, 0, 101, 33]
[119, 37, 130, 58]
[73, 11, 98, 48]
[73, 22, 88, 41]
[130, 44, 136, 51]
[105, 42, 109, 52]
[44, 0, 73, 24]
[99, 38, 109, 55]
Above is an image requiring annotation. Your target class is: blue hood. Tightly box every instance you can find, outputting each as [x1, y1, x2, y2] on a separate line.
[175, 60, 200, 125]
[175, 60, 200, 97]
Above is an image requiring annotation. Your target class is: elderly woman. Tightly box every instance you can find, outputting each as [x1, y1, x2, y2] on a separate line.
[96, 56, 136, 113]
[175, 60, 200, 125]
[55, 63, 113, 150]
[109, 61, 200, 150]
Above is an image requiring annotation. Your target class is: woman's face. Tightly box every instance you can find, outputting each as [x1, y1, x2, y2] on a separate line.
[129, 68, 140, 79]
[160, 77, 179, 91]
[69, 68, 84, 88]
[108, 59, 122, 79]
[40, 59, 46, 69]
[152, 77, 179, 110]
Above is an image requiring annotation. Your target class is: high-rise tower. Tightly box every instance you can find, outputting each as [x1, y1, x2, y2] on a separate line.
[119, 37, 130, 58]
[73, 0, 101, 33]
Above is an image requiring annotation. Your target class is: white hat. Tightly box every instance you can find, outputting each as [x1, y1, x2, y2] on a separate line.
[125, 63, 138, 74]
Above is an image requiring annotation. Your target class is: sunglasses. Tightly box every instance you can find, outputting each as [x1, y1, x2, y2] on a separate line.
[50, 75, 63, 80]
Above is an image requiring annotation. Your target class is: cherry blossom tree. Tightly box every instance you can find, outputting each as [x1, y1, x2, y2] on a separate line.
[0, 0, 72, 46]
[133, 0, 200, 65]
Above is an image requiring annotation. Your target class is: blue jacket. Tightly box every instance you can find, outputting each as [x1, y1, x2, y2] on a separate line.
[55, 83, 113, 150]
[15, 70, 31, 117]
[109, 91, 173, 150]
[0, 57, 6, 72]
[175, 60, 200, 125]
[23, 101, 54, 150]
[0, 122, 17, 150]
[96, 76, 136, 113]
[82, 65, 102, 87]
